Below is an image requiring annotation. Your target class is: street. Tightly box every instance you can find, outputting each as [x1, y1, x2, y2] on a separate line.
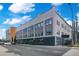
[2, 44, 71, 56]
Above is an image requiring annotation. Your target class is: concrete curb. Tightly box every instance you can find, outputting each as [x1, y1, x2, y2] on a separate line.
[0, 45, 19, 56]
[63, 47, 79, 56]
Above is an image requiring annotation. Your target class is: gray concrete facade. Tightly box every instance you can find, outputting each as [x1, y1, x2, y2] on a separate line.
[6, 7, 72, 45]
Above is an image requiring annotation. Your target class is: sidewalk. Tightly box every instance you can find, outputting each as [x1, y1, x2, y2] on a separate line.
[63, 47, 79, 56]
[0, 45, 19, 56]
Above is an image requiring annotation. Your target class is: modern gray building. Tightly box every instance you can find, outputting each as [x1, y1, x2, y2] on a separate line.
[6, 7, 72, 45]
[6, 29, 11, 41]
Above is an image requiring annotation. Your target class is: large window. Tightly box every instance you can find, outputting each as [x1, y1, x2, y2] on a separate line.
[65, 26, 67, 30]
[23, 28, 27, 38]
[67, 28, 70, 32]
[61, 24, 64, 28]
[45, 18, 52, 25]
[57, 20, 60, 26]
[35, 22, 43, 36]
[45, 18, 53, 35]
[16, 30, 22, 39]
[27, 26, 34, 37]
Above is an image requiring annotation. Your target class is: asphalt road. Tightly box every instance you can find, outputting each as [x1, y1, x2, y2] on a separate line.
[2, 44, 71, 56]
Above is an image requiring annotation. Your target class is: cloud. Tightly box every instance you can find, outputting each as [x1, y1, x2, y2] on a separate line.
[9, 18, 21, 25]
[76, 13, 79, 26]
[0, 28, 6, 39]
[3, 18, 21, 25]
[9, 3, 35, 14]
[66, 20, 72, 26]
[64, 17, 72, 26]
[76, 13, 79, 17]
[52, 3, 63, 6]
[0, 5, 3, 10]
[64, 17, 69, 21]
[21, 16, 32, 21]
[3, 19, 10, 24]
[3, 15, 31, 25]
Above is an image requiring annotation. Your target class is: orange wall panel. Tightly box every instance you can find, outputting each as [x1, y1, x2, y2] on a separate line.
[9, 27, 16, 40]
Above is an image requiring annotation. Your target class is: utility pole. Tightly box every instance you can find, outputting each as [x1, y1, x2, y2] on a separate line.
[75, 16, 78, 45]
[68, 3, 74, 45]
[68, 3, 78, 45]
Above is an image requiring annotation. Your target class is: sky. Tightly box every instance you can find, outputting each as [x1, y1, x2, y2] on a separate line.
[0, 3, 79, 39]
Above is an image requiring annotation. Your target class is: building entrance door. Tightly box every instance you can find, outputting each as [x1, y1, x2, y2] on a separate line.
[61, 35, 71, 45]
